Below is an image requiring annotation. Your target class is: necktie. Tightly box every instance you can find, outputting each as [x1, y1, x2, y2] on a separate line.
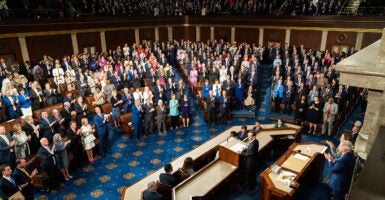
[9, 177, 16, 187]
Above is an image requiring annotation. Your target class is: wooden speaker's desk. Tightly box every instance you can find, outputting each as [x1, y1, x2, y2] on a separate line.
[260, 142, 327, 200]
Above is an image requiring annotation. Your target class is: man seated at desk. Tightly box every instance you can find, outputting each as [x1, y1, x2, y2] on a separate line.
[239, 132, 259, 192]
[143, 181, 163, 200]
[252, 120, 262, 133]
[159, 163, 179, 187]
[237, 125, 249, 141]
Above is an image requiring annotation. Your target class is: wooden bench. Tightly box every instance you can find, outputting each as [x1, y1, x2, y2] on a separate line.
[32, 103, 64, 120]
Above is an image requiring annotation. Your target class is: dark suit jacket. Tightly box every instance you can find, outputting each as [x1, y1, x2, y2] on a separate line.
[0, 177, 19, 197]
[219, 95, 230, 112]
[131, 105, 143, 124]
[38, 117, 54, 141]
[237, 131, 248, 141]
[28, 88, 41, 111]
[143, 189, 163, 200]
[60, 108, 72, 129]
[0, 133, 13, 164]
[13, 167, 34, 200]
[205, 96, 218, 113]
[159, 173, 179, 187]
[93, 113, 108, 135]
[329, 151, 355, 196]
[242, 139, 259, 170]
[22, 123, 40, 154]
[143, 103, 155, 121]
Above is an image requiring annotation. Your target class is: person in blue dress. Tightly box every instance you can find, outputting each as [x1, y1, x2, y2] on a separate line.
[53, 133, 72, 181]
[2, 90, 19, 120]
[180, 94, 191, 128]
[202, 79, 212, 100]
[235, 78, 244, 110]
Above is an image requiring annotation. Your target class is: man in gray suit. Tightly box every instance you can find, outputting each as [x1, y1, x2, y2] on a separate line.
[143, 98, 155, 136]
[322, 97, 339, 136]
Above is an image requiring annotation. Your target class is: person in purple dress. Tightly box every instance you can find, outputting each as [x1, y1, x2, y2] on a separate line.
[180, 94, 191, 128]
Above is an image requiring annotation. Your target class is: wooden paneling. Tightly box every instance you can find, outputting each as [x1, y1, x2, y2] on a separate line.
[158, 27, 168, 42]
[26, 34, 72, 63]
[172, 26, 196, 41]
[139, 28, 155, 42]
[290, 30, 322, 50]
[235, 28, 259, 44]
[362, 32, 382, 49]
[77, 32, 101, 54]
[0, 37, 22, 63]
[263, 29, 285, 47]
[105, 30, 135, 50]
[214, 27, 231, 42]
[326, 31, 357, 52]
[200, 27, 210, 42]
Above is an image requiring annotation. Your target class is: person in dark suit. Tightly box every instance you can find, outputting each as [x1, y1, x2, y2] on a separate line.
[0, 164, 22, 198]
[219, 90, 230, 124]
[93, 106, 111, 157]
[206, 91, 218, 125]
[66, 121, 83, 170]
[283, 82, 295, 114]
[13, 158, 38, 200]
[43, 83, 58, 106]
[240, 131, 259, 191]
[324, 140, 356, 200]
[0, 125, 16, 167]
[159, 163, 179, 187]
[237, 126, 248, 141]
[74, 96, 89, 127]
[22, 116, 40, 154]
[38, 111, 55, 143]
[121, 87, 133, 113]
[131, 99, 143, 140]
[252, 120, 263, 133]
[143, 181, 163, 200]
[38, 137, 62, 193]
[143, 98, 155, 136]
[28, 81, 43, 111]
[222, 75, 235, 97]
[60, 102, 75, 130]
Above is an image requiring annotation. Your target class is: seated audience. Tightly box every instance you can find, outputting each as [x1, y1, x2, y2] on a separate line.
[181, 157, 195, 176]
[273, 118, 286, 128]
[159, 163, 179, 187]
[143, 181, 163, 200]
[237, 125, 249, 141]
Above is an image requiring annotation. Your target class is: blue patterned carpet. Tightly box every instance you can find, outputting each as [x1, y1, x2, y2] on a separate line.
[34, 65, 364, 200]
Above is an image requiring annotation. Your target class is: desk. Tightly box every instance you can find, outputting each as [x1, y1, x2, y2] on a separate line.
[122, 124, 302, 200]
[173, 159, 237, 200]
[260, 142, 326, 200]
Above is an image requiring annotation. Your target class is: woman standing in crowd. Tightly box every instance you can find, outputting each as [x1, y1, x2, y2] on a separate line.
[80, 118, 96, 163]
[180, 94, 190, 128]
[12, 124, 30, 159]
[65, 72, 76, 91]
[295, 95, 308, 126]
[53, 63, 65, 87]
[169, 94, 179, 130]
[235, 78, 244, 110]
[53, 133, 72, 181]
[110, 90, 123, 128]
[17, 87, 32, 117]
[93, 86, 105, 105]
[307, 96, 323, 135]
[189, 66, 198, 86]
[156, 100, 167, 135]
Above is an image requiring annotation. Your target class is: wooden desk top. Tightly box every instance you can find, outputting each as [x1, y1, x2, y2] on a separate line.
[261, 143, 326, 195]
[173, 159, 237, 200]
[122, 124, 302, 200]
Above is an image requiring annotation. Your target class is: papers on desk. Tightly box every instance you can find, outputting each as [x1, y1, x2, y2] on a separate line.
[276, 170, 297, 185]
[294, 153, 310, 162]
[229, 143, 247, 153]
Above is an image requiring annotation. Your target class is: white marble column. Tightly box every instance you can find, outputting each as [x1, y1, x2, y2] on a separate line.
[320, 30, 328, 51]
[355, 32, 364, 50]
[259, 28, 264, 46]
[135, 28, 140, 44]
[100, 31, 107, 53]
[71, 33, 79, 55]
[231, 27, 235, 43]
[196, 26, 201, 41]
[18, 37, 30, 62]
[155, 27, 159, 42]
[285, 29, 291, 45]
[210, 27, 214, 41]
[168, 26, 173, 41]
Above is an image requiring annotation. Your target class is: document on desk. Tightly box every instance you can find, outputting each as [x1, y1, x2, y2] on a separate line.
[229, 143, 247, 152]
[276, 170, 297, 184]
[294, 153, 310, 161]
